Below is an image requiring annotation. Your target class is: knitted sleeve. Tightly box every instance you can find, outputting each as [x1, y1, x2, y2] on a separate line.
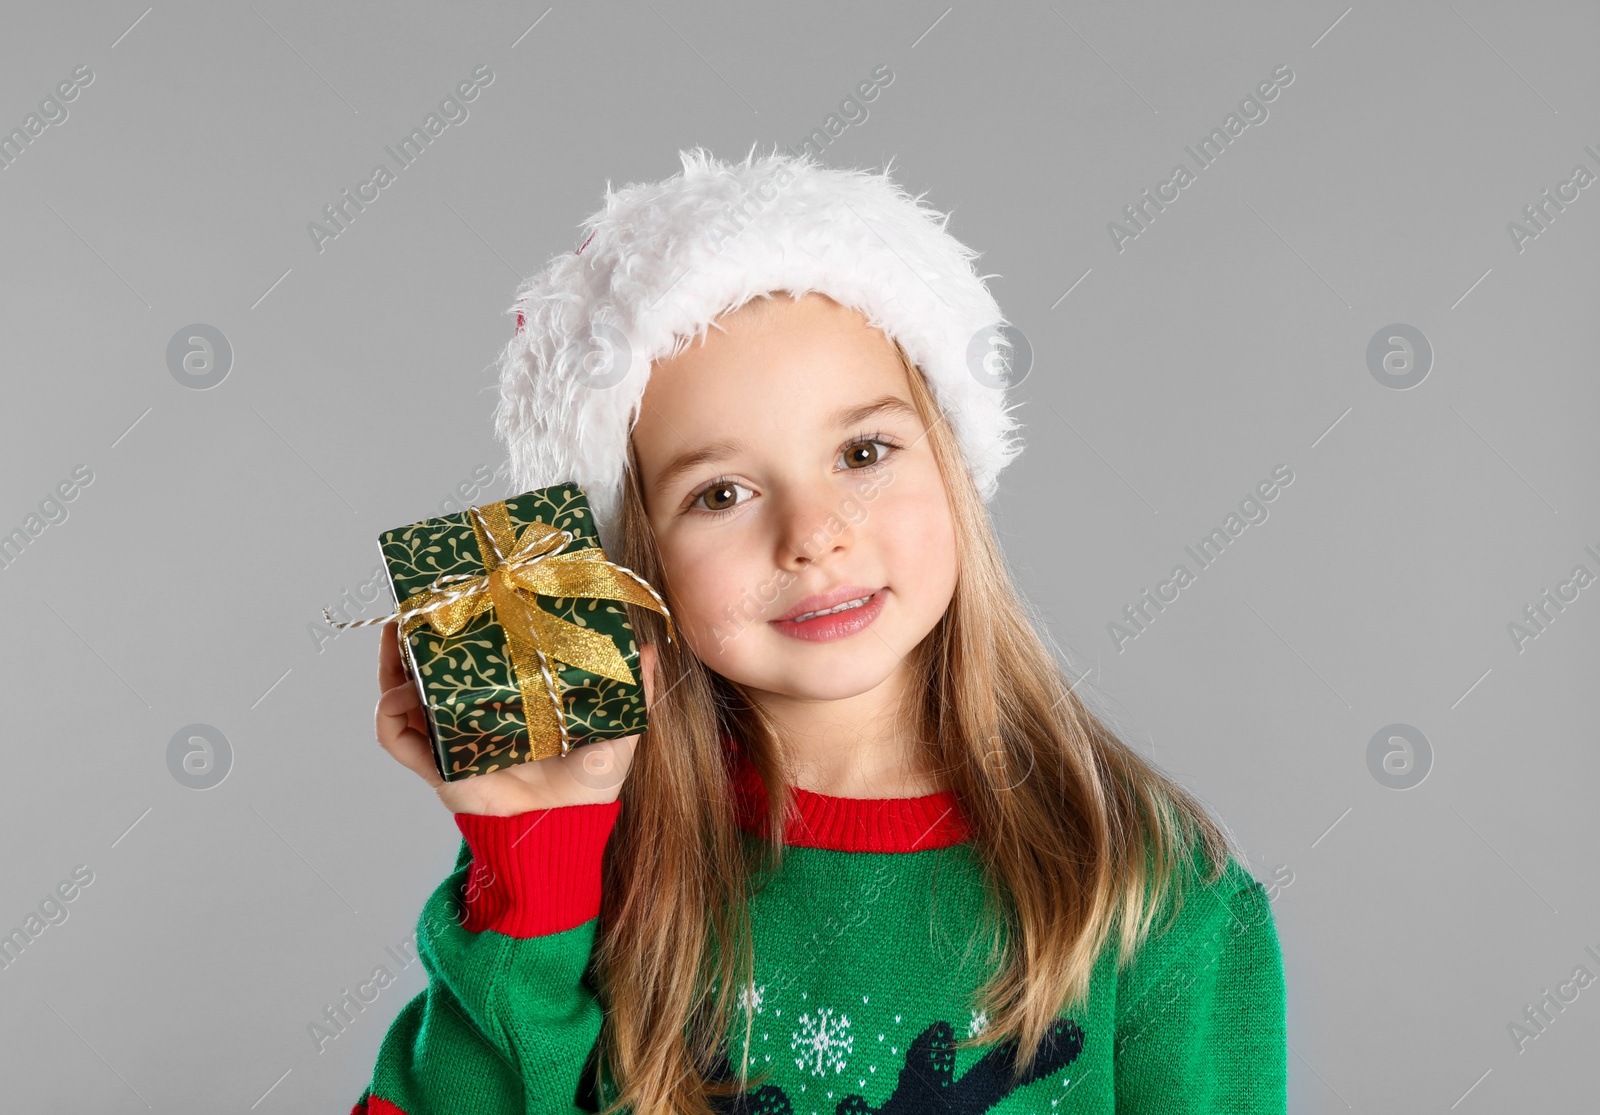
[1111, 853, 1288, 1113]
[353, 799, 622, 1115]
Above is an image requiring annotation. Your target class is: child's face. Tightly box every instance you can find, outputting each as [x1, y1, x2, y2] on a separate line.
[631, 292, 958, 708]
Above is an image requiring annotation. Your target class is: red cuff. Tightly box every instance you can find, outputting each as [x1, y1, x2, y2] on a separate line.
[354, 1096, 408, 1115]
[453, 799, 622, 937]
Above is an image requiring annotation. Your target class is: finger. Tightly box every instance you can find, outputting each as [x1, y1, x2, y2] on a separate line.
[395, 740, 444, 789]
[376, 683, 442, 786]
[378, 677, 421, 712]
[378, 620, 408, 691]
[376, 680, 423, 744]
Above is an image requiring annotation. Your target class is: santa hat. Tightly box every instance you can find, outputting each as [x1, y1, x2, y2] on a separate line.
[492, 144, 1026, 549]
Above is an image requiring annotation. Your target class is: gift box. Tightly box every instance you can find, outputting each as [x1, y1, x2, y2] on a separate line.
[355, 485, 674, 782]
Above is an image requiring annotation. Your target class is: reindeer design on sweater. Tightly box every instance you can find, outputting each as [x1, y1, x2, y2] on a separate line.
[702, 1015, 1087, 1115]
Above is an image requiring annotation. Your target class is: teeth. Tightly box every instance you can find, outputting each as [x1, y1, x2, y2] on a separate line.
[789, 594, 872, 622]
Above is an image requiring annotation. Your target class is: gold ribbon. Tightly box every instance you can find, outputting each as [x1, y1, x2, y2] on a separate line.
[329, 499, 674, 763]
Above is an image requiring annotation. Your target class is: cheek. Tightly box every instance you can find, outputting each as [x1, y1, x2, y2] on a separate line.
[655, 532, 783, 648]
[873, 475, 957, 586]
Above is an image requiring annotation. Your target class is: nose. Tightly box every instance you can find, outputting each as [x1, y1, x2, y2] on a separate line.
[776, 484, 856, 571]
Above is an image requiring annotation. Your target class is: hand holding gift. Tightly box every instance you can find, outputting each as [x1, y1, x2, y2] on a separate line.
[325, 485, 676, 809]
[376, 619, 658, 815]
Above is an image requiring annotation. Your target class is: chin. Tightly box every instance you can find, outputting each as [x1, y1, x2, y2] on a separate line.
[755, 673, 894, 704]
[724, 653, 900, 703]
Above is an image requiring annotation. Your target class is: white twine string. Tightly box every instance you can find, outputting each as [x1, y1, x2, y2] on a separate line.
[320, 521, 578, 631]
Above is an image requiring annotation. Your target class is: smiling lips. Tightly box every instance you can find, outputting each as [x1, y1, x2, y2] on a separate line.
[769, 586, 887, 643]
[788, 594, 873, 622]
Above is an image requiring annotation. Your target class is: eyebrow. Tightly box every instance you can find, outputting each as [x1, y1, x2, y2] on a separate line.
[650, 393, 919, 497]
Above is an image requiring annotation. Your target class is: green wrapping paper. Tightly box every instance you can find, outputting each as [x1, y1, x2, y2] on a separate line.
[373, 484, 673, 782]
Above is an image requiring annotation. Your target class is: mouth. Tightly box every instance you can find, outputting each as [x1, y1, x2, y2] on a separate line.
[783, 594, 876, 623]
[768, 587, 888, 643]
[772, 585, 884, 624]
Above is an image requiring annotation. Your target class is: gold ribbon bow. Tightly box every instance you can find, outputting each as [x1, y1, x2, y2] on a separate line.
[331, 499, 674, 763]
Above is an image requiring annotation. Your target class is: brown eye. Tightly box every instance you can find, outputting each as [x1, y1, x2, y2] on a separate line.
[691, 480, 750, 514]
[841, 440, 891, 469]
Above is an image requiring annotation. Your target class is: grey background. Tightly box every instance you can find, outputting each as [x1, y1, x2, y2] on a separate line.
[2, 0, 1595, 1110]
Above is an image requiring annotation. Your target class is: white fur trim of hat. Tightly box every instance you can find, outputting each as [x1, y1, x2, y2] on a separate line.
[492, 144, 1025, 549]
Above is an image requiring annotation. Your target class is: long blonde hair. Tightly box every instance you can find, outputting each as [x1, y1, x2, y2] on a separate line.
[589, 338, 1235, 1113]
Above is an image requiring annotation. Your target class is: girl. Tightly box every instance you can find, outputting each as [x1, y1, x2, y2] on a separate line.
[353, 147, 1286, 1115]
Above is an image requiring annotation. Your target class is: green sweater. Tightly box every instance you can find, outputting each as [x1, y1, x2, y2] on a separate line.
[351, 744, 1286, 1114]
